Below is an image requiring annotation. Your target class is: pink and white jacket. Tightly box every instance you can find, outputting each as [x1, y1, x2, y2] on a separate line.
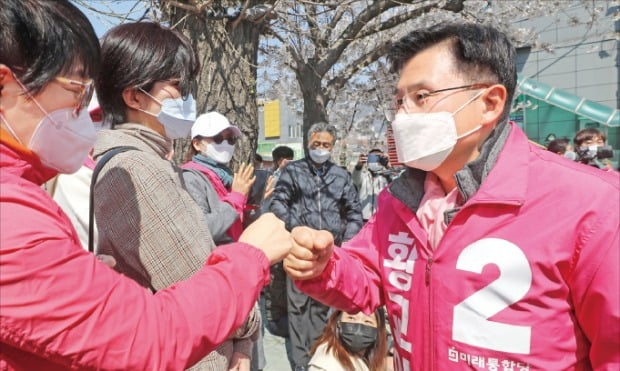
[297, 122, 620, 370]
[0, 134, 270, 370]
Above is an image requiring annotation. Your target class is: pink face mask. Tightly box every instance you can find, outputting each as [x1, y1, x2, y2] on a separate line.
[1, 76, 97, 174]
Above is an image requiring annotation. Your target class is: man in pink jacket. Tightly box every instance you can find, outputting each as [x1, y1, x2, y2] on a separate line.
[284, 23, 619, 370]
[0, 1, 291, 369]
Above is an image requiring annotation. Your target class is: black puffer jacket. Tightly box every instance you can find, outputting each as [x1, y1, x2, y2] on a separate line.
[270, 157, 363, 246]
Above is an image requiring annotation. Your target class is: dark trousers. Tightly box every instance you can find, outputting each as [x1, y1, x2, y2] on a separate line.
[286, 276, 330, 369]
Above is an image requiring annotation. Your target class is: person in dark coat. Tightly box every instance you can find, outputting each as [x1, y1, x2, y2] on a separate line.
[270, 122, 363, 370]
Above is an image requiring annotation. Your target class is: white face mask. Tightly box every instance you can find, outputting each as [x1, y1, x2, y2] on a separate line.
[391, 90, 485, 171]
[203, 140, 235, 164]
[2, 79, 96, 174]
[139, 88, 196, 139]
[367, 162, 384, 172]
[309, 148, 331, 164]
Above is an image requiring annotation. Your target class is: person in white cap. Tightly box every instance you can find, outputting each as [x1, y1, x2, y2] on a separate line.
[182, 111, 264, 246]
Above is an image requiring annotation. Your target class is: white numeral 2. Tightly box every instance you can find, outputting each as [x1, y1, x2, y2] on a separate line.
[452, 238, 532, 354]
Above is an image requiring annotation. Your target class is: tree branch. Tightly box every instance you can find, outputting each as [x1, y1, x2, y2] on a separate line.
[356, 3, 436, 39]
[325, 40, 393, 98]
[316, 0, 399, 76]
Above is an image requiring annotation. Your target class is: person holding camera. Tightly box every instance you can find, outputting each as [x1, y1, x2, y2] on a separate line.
[573, 128, 614, 170]
[352, 149, 392, 222]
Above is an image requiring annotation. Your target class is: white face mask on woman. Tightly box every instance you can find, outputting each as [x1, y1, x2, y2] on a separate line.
[2, 77, 96, 174]
[391, 90, 486, 171]
[139, 88, 196, 139]
[202, 140, 235, 164]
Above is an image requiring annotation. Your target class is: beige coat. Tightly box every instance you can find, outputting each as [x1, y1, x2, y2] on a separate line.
[93, 124, 259, 370]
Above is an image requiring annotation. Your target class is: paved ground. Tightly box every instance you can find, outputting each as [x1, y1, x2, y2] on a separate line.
[262, 330, 291, 371]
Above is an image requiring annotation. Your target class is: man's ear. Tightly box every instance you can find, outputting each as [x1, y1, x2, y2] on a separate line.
[122, 86, 143, 110]
[480, 84, 507, 126]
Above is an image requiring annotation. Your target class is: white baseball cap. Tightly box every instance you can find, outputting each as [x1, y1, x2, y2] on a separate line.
[191, 112, 242, 139]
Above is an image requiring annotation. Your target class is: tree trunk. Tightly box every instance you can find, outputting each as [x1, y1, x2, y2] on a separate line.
[297, 62, 329, 153]
[166, 1, 263, 169]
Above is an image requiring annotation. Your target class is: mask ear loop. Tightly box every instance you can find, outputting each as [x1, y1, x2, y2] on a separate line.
[10, 75, 64, 145]
[453, 89, 487, 140]
[451, 88, 487, 117]
[0, 114, 23, 144]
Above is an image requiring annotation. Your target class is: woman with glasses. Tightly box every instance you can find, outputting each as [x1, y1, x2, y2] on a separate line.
[92, 22, 266, 370]
[0, 1, 290, 369]
[182, 111, 272, 245]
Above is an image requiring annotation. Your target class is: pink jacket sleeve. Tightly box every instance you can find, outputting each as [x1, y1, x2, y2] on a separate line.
[295, 217, 384, 314]
[0, 188, 269, 370]
[569, 204, 620, 370]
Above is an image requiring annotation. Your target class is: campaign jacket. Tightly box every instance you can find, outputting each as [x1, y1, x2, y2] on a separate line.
[0, 136, 270, 370]
[297, 122, 620, 370]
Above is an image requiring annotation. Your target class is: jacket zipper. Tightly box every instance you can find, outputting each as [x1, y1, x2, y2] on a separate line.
[316, 175, 322, 230]
[426, 257, 434, 371]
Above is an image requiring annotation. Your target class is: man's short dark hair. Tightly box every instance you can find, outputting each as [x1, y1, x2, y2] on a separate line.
[368, 148, 383, 155]
[546, 138, 570, 154]
[574, 128, 606, 147]
[272, 146, 294, 163]
[388, 23, 517, 122]
[96, 22, 199, 127]
[0, 0, 100, 94]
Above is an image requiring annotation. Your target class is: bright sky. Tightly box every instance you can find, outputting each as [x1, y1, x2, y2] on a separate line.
[73, 0, 151, 37]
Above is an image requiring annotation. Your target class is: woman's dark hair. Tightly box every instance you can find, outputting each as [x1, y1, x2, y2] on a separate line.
[185, 135, 205, 163]
[0, 0, 100, 94]
[96, 22, 199, 127]
[310, 309, 388, 371]
[388, 23, 517, 122]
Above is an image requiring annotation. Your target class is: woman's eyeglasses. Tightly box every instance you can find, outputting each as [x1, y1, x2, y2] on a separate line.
[54, 76, 94, 116]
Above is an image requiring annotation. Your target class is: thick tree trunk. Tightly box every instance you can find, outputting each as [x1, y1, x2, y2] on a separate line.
[166, 1, 263, 168]
[297, 63, 329, 154]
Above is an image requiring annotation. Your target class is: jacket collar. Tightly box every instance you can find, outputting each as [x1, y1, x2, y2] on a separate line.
[93, 123, 172, 161]
[303, 156, 334, 177]
[0, 129, 57, 185]
[390, 120, 527, 212]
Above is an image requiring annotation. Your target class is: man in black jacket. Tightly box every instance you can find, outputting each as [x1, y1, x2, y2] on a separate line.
[270, 122, 363, 370]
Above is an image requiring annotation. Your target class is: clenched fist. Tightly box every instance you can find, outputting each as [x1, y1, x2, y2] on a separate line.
[239, 213, 291, 264]
[284, 226, 334, 280]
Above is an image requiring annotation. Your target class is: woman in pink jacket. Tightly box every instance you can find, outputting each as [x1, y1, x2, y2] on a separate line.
[0, 1, 290, 369]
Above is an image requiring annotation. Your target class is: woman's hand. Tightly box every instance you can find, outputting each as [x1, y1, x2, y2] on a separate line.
[228, 352, 250, 371]
[232, 163, 255, 197]
[263, 175, 275, 200]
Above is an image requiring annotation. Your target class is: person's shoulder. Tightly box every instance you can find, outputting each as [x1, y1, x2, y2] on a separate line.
[530, 147, 619, 192]
[308, 343, 343, 371]
[327, 162, 351, 177]
[1, 178, 75, 241]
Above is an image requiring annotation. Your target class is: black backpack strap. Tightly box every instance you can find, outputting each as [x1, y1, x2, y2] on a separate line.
[88, 146, 137, 253]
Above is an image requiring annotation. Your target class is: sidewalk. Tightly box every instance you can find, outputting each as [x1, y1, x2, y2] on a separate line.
[262, 330, 291, 371]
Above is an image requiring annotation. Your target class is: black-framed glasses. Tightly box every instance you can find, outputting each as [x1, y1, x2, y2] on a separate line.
[54, 76, 94, 116]
[385, 83, 489, 121]
[212, 134, 238, 145]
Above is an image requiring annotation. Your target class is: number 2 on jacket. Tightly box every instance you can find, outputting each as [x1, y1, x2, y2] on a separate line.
[452, 238, 532, 354]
